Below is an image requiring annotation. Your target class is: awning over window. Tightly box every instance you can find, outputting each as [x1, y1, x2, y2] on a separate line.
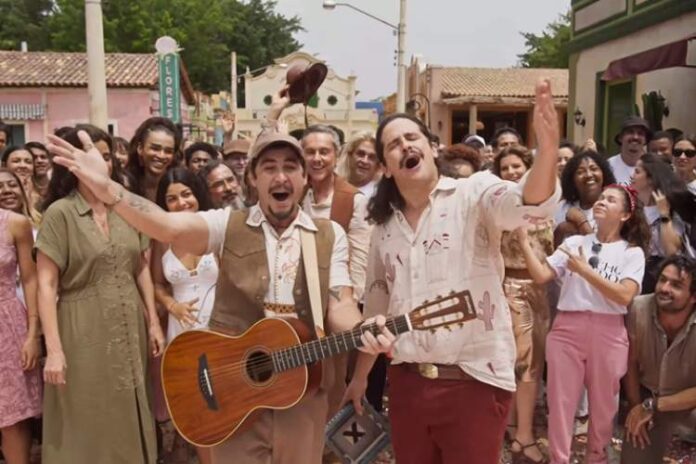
[602, 35, 696, 81]
[0, 103, 45, 120]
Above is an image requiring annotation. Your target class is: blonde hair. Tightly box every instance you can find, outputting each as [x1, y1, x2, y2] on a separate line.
[337, 132, 376, 178]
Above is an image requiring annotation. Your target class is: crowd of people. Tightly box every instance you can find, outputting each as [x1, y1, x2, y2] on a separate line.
[0, 78, 695, 464]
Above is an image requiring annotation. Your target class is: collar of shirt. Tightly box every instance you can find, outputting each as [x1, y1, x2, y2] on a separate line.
[245, 203, 317, 239]
[389, 175, 458, 212]
[72, 190, 93, 216]
[305, 187, 334, 209]
[651, 300, 696, 336]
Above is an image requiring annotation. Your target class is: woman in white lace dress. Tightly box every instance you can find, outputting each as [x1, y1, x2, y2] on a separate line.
[151, 168, 218, 464]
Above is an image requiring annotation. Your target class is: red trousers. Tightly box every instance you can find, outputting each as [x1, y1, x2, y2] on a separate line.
[388, 365, 512, 464]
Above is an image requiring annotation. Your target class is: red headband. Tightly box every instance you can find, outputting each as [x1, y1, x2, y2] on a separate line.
[605, 183, 638, 213]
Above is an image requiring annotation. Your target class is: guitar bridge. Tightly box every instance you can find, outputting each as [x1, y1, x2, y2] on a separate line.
[198, 354, 219, 411]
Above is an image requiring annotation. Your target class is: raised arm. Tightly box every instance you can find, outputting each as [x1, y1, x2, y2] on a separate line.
[47, 132, 209, 255]
[523, 79, 560, 206]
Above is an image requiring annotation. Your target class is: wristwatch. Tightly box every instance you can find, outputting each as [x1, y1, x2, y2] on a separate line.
[641, 397, 656, 413]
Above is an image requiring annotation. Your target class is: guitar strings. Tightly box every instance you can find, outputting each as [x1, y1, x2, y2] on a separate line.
[204, 324, 376, 377]
[203, 321, 404, 378]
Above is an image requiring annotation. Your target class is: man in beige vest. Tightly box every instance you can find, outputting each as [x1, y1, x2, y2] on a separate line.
[266, 89, 372, 419]
[46, 129, 395, 464]
[623, 256, 696, 463]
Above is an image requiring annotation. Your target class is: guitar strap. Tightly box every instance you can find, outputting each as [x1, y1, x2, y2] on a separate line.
[300, 228, 324, 335]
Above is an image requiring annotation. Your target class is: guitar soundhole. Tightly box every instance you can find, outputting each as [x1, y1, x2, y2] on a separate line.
[245, 350, 273, 385]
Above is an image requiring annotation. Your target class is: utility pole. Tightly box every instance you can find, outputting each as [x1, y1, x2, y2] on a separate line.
[396, 0, 407, 112]
[85, 0, 108, 129]
[231, 51, 238, 112]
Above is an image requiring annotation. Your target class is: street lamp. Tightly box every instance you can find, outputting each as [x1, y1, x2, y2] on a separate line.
[322, 0, 407, 113]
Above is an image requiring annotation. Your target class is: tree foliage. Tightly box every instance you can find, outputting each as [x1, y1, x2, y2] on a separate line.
[518, 11, 571, 69]
[0, 0, 302, 93]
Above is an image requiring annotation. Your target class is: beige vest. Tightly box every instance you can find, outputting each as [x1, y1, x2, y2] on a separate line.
[209, 209, 334, 336]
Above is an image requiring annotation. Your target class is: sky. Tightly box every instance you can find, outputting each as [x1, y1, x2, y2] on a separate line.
[273, 0, 570, 100]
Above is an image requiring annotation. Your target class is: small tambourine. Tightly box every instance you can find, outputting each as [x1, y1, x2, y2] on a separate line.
[324, 398, 391, 464]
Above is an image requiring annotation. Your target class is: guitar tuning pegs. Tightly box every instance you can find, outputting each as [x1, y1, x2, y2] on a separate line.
[458, 322, 464, 328]
[445, 325, 452, 332]
[429, 328, 436, 334]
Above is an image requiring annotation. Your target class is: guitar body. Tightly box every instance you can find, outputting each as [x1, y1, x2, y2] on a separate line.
[161, 318, 321, 447]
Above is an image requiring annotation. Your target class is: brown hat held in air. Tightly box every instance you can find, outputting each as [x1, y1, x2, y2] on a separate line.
[283, 62, 328, 105]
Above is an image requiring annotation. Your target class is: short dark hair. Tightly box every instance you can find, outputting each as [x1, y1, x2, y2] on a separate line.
[491, 126, 522, 148]
[651, 131, 674, 143]
[156, 167, 213, 212]
[658, 255, 696, 296]
[24, 141, 48, 155]
[184, 142, 219, 166]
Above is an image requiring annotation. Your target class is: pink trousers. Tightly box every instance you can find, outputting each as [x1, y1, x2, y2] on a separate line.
[546, 311, 628, 464]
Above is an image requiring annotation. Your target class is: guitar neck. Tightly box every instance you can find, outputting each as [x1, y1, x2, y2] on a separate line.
[271, 315, 411, 373]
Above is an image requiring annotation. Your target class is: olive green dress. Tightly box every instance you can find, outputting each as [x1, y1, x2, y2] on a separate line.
[35, 191, 157, 464]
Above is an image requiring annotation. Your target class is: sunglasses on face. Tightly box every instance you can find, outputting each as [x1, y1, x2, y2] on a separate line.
[674, 148, 696, 158]
[588, 242, 602, 269]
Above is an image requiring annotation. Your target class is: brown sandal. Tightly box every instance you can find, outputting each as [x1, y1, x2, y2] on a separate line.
[510, 439, 549, 464]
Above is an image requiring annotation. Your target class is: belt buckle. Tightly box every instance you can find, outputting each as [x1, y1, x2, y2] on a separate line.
[418, 363, 439, 379]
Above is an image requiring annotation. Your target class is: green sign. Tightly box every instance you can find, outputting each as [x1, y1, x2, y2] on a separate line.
[158, 53, 181, 123]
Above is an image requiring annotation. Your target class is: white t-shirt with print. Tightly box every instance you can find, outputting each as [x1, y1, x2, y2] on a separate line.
[547, 233, 645, 315]
[608, 154, 635, 185]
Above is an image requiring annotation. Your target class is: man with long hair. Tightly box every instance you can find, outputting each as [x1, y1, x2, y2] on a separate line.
[343, 81, 561, 464]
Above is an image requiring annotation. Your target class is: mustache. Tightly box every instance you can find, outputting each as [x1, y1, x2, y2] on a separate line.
[399, 149, 423, 169]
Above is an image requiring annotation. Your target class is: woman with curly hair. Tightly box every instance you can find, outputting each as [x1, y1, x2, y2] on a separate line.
[554, 150, 616, 247]
[126, 117, 180, 201]
[519, 184, 650, 464]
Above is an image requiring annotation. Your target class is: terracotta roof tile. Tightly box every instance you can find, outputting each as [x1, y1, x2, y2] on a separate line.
[439, 67, 568, 99]
[0, 51, 158, 87]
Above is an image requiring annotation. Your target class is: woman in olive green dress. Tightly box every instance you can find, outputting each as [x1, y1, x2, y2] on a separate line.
[36, 125, 165, 464]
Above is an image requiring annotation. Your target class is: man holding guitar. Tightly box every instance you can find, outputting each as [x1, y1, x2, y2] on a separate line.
[344, 80, 562, 464]
[45, 129, 395, 464]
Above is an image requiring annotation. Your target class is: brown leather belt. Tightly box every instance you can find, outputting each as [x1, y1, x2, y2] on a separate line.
[505, 268, 533, 279]
[263, 303, 296, 314]
[399, 362, 474, 381]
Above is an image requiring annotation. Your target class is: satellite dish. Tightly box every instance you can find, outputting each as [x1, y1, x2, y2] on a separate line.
[155, 36, 180, 54]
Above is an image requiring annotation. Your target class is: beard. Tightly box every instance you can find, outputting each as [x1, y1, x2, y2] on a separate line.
[268, 203, 298, 223]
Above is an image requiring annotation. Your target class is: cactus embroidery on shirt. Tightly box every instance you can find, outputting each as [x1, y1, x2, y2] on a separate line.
[477, 291, 495, 331]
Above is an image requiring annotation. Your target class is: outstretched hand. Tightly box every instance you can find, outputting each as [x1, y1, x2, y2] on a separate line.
[46, 131, 113, 204]
[533, 79, 560, 157]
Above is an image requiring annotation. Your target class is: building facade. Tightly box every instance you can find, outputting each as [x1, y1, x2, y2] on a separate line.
[0, 51, 195, 145]
[567, 0, 696, 152]
[406, 58, 568, 147]
[232, 51, 379, 142]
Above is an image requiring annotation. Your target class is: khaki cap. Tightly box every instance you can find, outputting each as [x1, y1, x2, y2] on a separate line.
[249, 131, 304, 164]
[222, 138, 251, 156]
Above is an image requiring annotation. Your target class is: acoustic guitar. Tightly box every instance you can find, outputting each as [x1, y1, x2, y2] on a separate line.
[161, 290, 476, 447]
